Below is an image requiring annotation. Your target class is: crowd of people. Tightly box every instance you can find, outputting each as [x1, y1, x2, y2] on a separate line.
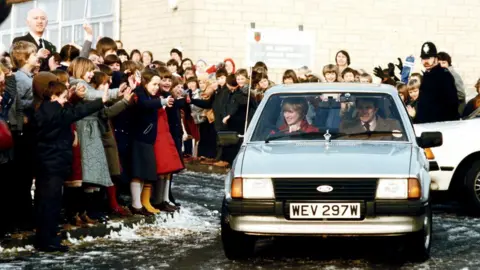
[0, 7, 474, 253]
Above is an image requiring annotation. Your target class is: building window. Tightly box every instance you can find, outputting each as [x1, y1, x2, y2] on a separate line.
[0, 0, 119, 51]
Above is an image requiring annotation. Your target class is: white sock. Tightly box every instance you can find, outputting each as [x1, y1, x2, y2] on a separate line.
[130, 181, 143, 209]
[163, 179, 170, 203]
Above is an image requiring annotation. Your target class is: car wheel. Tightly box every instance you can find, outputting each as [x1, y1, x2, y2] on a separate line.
[464, 161, 480, 214]
[220, 198, 256, 260]
[404, 203, 432, 262]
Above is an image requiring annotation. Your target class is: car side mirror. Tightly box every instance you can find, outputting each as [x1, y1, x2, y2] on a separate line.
[416, 131, 442, 148]
[217, 131, 241, 146]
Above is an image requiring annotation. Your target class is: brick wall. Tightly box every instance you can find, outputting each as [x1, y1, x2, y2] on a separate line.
[120, 0, 194, 63]
[121, 0, 479, 98]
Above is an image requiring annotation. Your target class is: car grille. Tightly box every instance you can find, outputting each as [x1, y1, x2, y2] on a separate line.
[272, 178, 377, 201]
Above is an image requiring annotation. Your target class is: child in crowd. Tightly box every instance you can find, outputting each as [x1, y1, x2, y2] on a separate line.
[186, 76, 203, 157]
[88, 49, 102, 65]
[406, 78, 420, 120]
[183, 67, 195, 81]
[396, 82, 408, 103]
[152, 68, 184, 212]
[167, 59, 181, 78]
[197, 79, 217, 160]
[130, 69, 174, 215]
[104, 54, 122, 72]
[91, 71, 134, 217]
[33, 77, 109, 252]
[341, 67, 356, 82]
[251, 71, 270, 102]
[117, 49, 129, 63]
[142, 51, 153, 66]
[158, 67, 184, 207]
[235, 69, 250, 93]
[282, 69, 299, 84]
[68, 57, 124, 222]
[359, 73, 373, 83]
[51, 69, 88, 226]
[11, 40, 40, 231]
[130, 49, 141, 63]
[323, 64, 339, 83]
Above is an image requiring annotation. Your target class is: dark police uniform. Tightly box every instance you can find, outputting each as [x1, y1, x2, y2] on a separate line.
[414, 42, 459, 124]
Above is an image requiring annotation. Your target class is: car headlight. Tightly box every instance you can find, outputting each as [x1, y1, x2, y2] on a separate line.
[231, 178, 275, 199]
[376, 178, 422, 199]
[376, 179, 408, 199]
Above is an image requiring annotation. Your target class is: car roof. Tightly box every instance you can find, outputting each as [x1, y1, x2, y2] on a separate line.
[265, 83, 398, 95]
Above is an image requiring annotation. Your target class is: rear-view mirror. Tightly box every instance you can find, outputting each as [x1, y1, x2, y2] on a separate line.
[416, 131, 442, 148]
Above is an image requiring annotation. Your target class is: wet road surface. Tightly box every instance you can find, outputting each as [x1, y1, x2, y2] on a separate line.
[1, 171, 479, 269]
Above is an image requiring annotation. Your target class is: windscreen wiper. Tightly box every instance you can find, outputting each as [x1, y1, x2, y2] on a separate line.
[265, 131, 329, 143]
[334, 130, 404, 139]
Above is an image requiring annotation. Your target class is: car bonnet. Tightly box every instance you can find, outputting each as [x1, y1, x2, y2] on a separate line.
[240, 141, 412, 177]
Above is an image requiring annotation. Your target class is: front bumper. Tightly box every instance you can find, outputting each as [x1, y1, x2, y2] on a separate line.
[225, 199, 428, 235]
[229, 215, 425, 235]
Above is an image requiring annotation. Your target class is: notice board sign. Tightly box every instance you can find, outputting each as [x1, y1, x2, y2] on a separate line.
[246, 28, 315, 69]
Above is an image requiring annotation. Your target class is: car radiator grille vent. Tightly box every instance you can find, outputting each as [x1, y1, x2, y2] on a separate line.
[272, 178, 377, 201]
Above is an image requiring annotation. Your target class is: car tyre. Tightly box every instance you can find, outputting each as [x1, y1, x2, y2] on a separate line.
[463, 161, 480, 214]
[220, 198, 256, 260]
[404, 203, 432, 262]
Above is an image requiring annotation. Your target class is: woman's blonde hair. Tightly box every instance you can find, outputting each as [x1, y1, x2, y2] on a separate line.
[68, 57, 96, 79]
[282, 97, 308, 117]
[407, 78, 421, 91]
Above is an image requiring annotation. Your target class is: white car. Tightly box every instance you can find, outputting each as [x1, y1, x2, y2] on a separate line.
[414, 109, 480, 211]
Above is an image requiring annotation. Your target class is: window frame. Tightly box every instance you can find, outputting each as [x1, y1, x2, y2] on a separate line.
[249, 92, 411, 143]
[0, 0, 120, 50]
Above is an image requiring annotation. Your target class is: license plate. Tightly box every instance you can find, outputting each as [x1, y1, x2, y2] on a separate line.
[289, 203, 361, 219]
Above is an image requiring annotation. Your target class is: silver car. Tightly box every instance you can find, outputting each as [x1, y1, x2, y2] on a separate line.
[219, 83, 442, 262]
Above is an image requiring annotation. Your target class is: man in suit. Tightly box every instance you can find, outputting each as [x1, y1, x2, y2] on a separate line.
[12, 8, 55, 72]
[339, 97, 403, 140]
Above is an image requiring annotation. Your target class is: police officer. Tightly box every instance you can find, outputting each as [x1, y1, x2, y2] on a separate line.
[414, 42, 459, 124]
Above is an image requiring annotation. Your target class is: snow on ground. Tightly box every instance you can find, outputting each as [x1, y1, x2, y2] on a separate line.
[180, 169, 226, 181]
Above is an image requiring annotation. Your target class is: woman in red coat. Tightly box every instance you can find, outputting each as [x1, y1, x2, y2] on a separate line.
[153, 106, 184, 212]
[271, 97, 319, 134]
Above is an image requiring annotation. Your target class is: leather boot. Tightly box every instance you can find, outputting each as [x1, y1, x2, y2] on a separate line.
[128, 205, 154, 216]
[80, 211, 98, 225]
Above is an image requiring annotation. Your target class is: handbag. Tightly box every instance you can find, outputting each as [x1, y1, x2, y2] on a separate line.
[0, 119, 13, 150]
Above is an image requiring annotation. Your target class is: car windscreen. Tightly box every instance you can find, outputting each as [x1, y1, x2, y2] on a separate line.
[250, 92, 408, 142]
